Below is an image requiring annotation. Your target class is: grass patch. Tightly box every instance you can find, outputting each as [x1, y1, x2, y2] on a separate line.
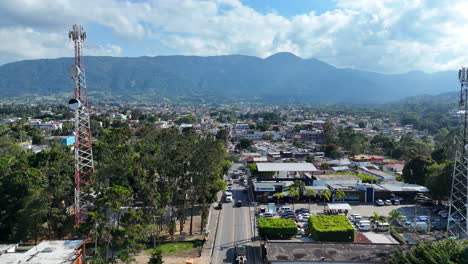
[148, 241, 200, 255]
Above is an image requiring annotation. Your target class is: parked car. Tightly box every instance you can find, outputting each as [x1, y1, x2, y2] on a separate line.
[358, 220, 371, 231]
[237, 200, 242, 207]
[227, 186, 233, 191]
[281, 214, 297, 220]
[259, 212, 273, 218]
[374, 221, 390, 231]
[279, 209, 295, 216]
[375, 199, 385, 206]
[391, 199, 400, 205]
[349, 214, 362, 223]
[295, 208, 310, 214]
[384, 200, 392, 205]
[416, 216, 429, 222]
[421, 200, 436, 206]
[296, 216, 309, 222]
[280, 211, 296, 217]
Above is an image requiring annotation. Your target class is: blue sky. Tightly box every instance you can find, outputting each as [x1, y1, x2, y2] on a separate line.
[0, 0, 467, 73]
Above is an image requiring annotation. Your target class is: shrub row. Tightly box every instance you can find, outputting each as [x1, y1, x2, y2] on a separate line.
[258, 218, 297, 239]
[307, 215, 355, 242]
[390, 226, 407, 244]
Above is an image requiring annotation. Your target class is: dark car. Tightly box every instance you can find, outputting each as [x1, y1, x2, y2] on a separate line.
[295, 208, 310, 214]
[281, 214, 297, 220]
[237, 200, 242, 207]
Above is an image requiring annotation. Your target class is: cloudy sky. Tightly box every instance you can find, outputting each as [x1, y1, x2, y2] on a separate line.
[1, 0, 467, 73]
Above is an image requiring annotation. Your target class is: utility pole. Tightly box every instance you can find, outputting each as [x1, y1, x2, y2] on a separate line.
[447, 67, 468, 239]
[68, 24, 95, 226]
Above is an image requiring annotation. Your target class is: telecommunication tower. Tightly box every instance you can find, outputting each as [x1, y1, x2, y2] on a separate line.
[447, 67, 468, 238]
[68, 24, 94, 226]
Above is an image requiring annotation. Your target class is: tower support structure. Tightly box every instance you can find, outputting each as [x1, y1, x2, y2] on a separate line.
[68, 24, 94, 226]
[448, 67, 468, 238]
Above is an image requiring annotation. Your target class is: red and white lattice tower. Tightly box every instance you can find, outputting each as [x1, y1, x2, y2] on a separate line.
[68, 24, 94, 226]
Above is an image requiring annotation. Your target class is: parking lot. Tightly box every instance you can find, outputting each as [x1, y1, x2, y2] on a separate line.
[257, 202, 432, 219]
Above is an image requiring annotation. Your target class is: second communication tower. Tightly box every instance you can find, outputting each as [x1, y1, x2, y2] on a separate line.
[447, 67, 468, 238]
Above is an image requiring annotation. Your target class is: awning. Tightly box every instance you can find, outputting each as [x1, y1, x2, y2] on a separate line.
[326, 203, 352, 210]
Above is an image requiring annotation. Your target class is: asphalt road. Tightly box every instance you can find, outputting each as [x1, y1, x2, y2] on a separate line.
[212, 164, 259, 264]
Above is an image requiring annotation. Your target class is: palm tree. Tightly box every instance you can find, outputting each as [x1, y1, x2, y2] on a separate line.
[289, 188, 300, 210]
[334, 190, 346, 202]
[273, 192, 284, 207]
[388, 210, 404, 226]
[305, 189, 316, 210]
[369, 212, 387, 229]
[321, 189, 331, 211]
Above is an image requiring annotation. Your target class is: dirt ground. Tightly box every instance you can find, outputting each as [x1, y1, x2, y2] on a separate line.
[133, 214, 204, 264]
[133, 249, 202, 264]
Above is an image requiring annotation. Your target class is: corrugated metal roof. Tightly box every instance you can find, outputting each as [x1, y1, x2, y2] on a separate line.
[256, 163, 317, 172]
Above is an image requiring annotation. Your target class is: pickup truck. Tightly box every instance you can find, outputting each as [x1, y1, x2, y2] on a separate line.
[235, 245, 247, 264]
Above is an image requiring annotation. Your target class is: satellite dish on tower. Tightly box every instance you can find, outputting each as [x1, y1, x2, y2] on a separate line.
[68, 65, 81, 79]
[69, 98, 81, 111]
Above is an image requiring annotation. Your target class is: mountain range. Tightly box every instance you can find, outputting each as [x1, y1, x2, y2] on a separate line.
[0, 52, 459, 104]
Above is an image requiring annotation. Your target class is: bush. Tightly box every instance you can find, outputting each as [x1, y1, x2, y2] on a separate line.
[258, 218, 297, 239]
[307, 215, 354, 242]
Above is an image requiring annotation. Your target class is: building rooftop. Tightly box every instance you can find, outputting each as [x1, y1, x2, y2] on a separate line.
[266, 241, 398, 263]
[0, 240, 84, 264]
[314, 174, 360, 181]
[256, 162, 317, 172]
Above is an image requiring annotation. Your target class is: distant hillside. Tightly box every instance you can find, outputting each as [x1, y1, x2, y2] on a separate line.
[0, 52, 460, 104]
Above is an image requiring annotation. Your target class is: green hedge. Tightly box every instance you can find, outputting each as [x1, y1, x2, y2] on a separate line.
[307, 215, 355, 242]
[258, 218, 297, 239]
[390, 226, 407, 244]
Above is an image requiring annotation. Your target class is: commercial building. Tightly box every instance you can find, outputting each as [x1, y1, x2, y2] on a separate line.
[264, 241, 398, 263]
[0, 240, 85, 264]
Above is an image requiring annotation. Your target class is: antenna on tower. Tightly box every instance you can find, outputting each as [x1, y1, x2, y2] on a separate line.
[68, 24, 94, 226]
[447, 66, 468, 238]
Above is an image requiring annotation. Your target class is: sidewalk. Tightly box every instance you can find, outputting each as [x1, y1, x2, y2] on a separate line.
[199, 193, 222, 264]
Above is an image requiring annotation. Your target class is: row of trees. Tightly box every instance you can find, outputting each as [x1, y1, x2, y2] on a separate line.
[0, 117, 229, 263]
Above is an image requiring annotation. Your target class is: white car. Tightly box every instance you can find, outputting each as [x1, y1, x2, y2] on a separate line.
[384, 200, 392, 205]
[375, 199, 384, 206]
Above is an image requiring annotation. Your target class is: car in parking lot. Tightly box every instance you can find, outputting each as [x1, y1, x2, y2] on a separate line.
[349, 214, 362, 223]
[281, 214, 297, 220]
[384, 200, 392, 205]
[391, 199, 400, 205]
[375, 199, 384, 206]
[416, 216, 429, 222]
[357, 220, 371, 231]
[279, 209, 295, 216]
[296, 215, 309, 222]
[227, 186, 233, 191]
[279, 211, 296, 217]
[259, 212, 273, 218]
[439, 211, 449, 218]
[295, 208, 310, 214]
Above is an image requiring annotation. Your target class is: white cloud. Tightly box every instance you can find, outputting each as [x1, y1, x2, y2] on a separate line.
[0, 26, 121, 65]
[0, 0, 467, 73]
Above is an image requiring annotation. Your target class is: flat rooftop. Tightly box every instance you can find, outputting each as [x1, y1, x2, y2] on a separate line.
[266, 241, 398, 263]
[0, 240, 83, 264]
[314, 174, 360, 181]
[257, 162, 317, 172]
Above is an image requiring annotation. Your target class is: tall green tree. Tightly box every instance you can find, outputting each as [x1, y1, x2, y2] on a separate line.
[402, 155, 435, 185]
[425, 161, 452, 204]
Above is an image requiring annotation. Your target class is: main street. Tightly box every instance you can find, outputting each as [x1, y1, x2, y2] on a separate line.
[211, 163, 261, 263]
